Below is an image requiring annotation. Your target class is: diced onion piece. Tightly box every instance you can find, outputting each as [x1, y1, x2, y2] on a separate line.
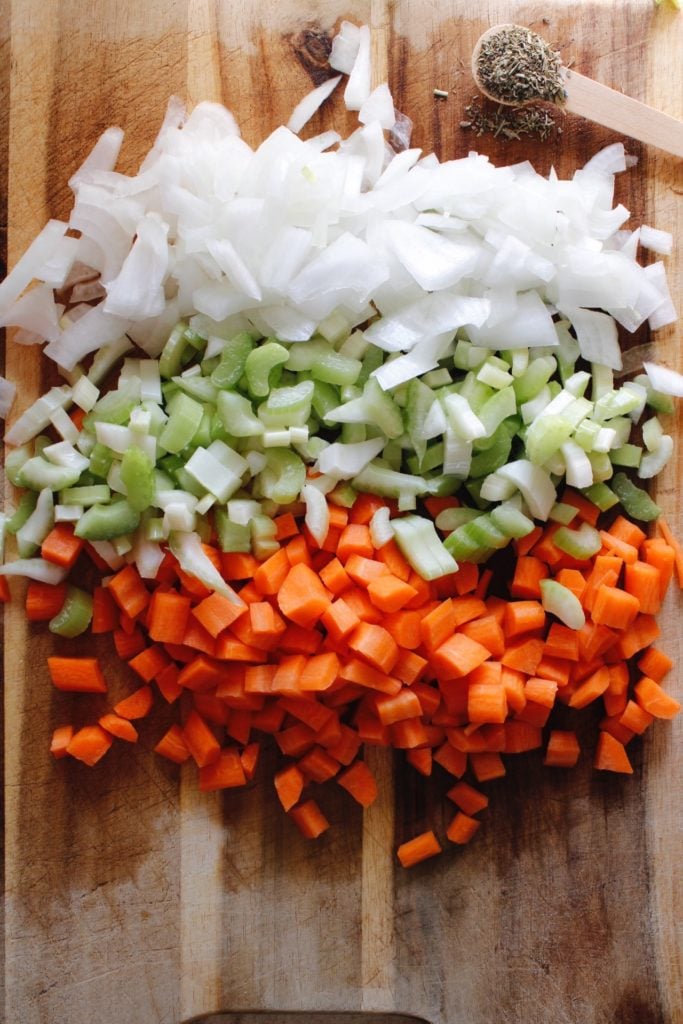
[643, 361, 683, 396]
[0, 557, 68, 584]
[4, 385, 72, 446]
[638, 434, 674, 479]
[0, 220, 67, 316]
[639, 225, 673, 256]
[359, 84, 395, 129]
[496, 460, 556, 521]
[329, 20, 361, 73]
[316, 437, 384, 478]
[287, 76, 342, 135]
[0, 376, 16, 419]
[370, 506, 394, 548]
[344, 24, 371, 110]
[169, 530, 244, 604]
[302, 482, 330, 546]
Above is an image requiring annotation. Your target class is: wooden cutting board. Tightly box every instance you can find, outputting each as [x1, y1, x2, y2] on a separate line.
[2, 1, 682, 1023]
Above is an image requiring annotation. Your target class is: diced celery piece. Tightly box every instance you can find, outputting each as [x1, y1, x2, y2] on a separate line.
[16, 488, 54, 557]
[610, 444, 642, 468]
[19, 457, 82, 492]
[311, 352, 362, 387]
[244, 341, 289, 397]
[525, 414, 574, 465]
[633, 373, 675, 415]
[172, 374, 218, 404]
[564, 371, 591, 398]
[352, 462, 428, 498]
[594, 387, 644, 421]
[477, 358, 513, 390]
[554, 522, 602, 559]
[407, 442, 444, 475]
[74, 500, 141, 540]
[638, 435, 674, 479]
[479, 382, 516, 434]
[573, 419, 601, 452]
[144, 517, 166, 543]
[469, 428, 512, 478]
[5, 492, 38, 535]
[540, 579, 585, 630]
[456, 372, 491, 412]
[548, 502, 578, 525]
[512, 356, 556, 403]
[443, 393, 486, 441]
[216, 390, 263, 437]
[356, 344, 384, 386]
[259, 380, 314, 428]
[84, 383, 138, 429]
[317, 309, 350, 345]
[259, 449, 306, 505]
[191, 409, 214, 450]
[520, 385, 551, 425]
[5, 446, 32, 486]
[642, 417, 664, 451]
[284, 338, 333, 371]
[587, 450, 613, 483]
[490, 502, 535, 538]
[391, 514, 458, 580]
[159, 321, 192, 379]
[590, 364, 613, 402]
[435, 507, 482, 532]
[443, 524, 485, 561]
[49, 585, 93, 638]
[424, 474, 459, 497]
[583, 482, 619, 512]
[311, 380, 341, 423]
[62, 484, 111, 507]
[422, 368, 452, 388]
[453, 339, 475, 371]
[611, 473, 660, 521]
[463, 514, 509, 550]
[159, 392, 204, 454]
[251, 514, 279, 560]
[327, 378, 403, 439]
[210, 332, 255, 390]
[120, 448, 155, 512]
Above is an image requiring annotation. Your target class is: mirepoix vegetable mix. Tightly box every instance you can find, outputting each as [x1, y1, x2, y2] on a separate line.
[0, 20, 681, 864]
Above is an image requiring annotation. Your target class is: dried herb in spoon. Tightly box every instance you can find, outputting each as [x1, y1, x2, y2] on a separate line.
[476, 25, 565, 105]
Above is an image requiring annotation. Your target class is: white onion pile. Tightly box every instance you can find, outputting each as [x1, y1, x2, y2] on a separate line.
[0, 21, 677, 422]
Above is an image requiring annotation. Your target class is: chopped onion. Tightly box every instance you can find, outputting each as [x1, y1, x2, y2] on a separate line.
[287, 76, 342, 135]
[0, 220, 67, 316]
[643, 361, 683, 396]
[329, 21, 361, 74]
[0, 558, 68, 584]
[359, 84, 395, 129]
[343, 24, 371, 111]
[0, 376, 16, 419]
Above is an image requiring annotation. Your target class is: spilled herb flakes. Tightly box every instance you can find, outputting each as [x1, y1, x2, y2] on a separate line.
[460, 98, 560, 142]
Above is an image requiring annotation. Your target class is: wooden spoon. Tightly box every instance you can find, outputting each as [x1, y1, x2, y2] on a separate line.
[472, 24, 683, 158]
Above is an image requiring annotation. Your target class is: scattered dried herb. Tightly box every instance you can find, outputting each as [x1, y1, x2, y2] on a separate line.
[475, 25, 565, 105]
[460, 97, 560, 142]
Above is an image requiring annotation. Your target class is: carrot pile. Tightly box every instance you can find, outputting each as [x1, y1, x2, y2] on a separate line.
[9, 487, 682, 867]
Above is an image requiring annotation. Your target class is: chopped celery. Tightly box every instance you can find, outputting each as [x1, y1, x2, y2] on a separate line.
[159, 321, 192, 379]
[16, 488, 54, 557]
[214, 512, 250, 552]
[74, 500, 141, 540]
[216, 390, 263, 436]
[5, 492, 39, 535]
[327, 378, 404, 439]
[159, 392, 204, 454]
[312, 380, 341, 423]
[169, 530, 243, 603]
[84, 384, 138, 429]
[284, 338, 333, 371]
[352, 462, 428, 498]
[469, 427, 512, 478]
[120, 448, 155, 512]
[391, 515, 458, 580]
[610, 444, 642, 468]
[462, 514, 509, 550]
[443, 524, 485, 561]
[525, 414, 574, 465]
[89, 441, 115, 479]
[512, 356, 556, 403]
[259, 380, 314, 428]
[443, 393, 486, 441]
[311, 352, 362, 386]
[489, 502, 535, 538]
[615, 471, 662, 522]
[405, 378, 434, 464]
[328, 482, 357, 508]
[638, 435, 674, 479]
[477, 385, 517, 436]
[184, 444, 246, 502]
[171, 373, 218, 404]
[548, 502, 578, 525]
[49, 585, 93, 638]
[19, 457, 82, 492]
[356, 344, 384, 386]
[251, 514, 279, 559]
[5, 446, 32, 486]
[633, 373, 675, 415]
[583, 482, 619, 512]
[244, 341, 289, 397]
[435, 506, 482, 532]
[540, 579, 585, 630]
[554, 522, 602, 559]
[210, 332, 255, 389]
[407, 442, 444, 475]
[259, 449, 306, 505]
[144, 517, 166, 543]
[192, 409, 214, 450]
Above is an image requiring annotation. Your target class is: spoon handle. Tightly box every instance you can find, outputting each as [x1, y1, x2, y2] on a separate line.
[562, 68, 683, 158]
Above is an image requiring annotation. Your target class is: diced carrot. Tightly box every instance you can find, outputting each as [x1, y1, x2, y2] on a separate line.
[389, 717, 428, 749]
[503, 721, 543, 753]
[510, 556, 548, 598]
[599, 530, 638, 565]
[544, 730, 580, 768]
[611, 614, 660, 659]
[106, 564, 150, 618]
[182, 710, 221, 767]
[25, 581, 67, 621]
[277, 562, 331, 628]
[469, 751, 505, 782]
[637, 646, 673, 682]
[467, 681, 507, 724]
[366, 573, 418, 612]
[244, 664, 277, 694]
[146, 591, 191, 645]
[274, 764, 305, 811]
[459, 615, 505, 658]
[320, 598, 361, 643]
[590, 585, 640, 629]
[563, 489, 600, 526]
[41, 523, 84, 569]
[446, 811, 480, 845]
[383, 609, 423, 649]
[289, 799, 330, 838]
[655, 518, 683, 587]
[50, 724, 74, 759]
[500, 637, 544, 675]
[319, 557, 352, 596]
[375, 538, 412, 582]
[240, 742, 260, 780]
[349, 493, 387, 525]
[555, 568, 586, 603]
[66, 725, 113, 766]
[504, 600, 546, 638]
[299, 652, 340, 692]
[98, 713, 139, 743]
[225, 708, 252, 745]
[128, 644, 171, 683]
[221, 552, 260, 582]
[502, 667, 527, 715]
[338, 523, 374, 561]
[397, 830, 442, 868]
[514, 525, 543, 557]
[47, 656, 107, 693]
[327, 503, 349, 531]
[544, 622, 580, 661]
[594, 731, 633, 774]
[199, 747, 247, 791]
[433, 741, 467, 777]
[623, 561, 662, 615]
[406, 747, 433, 776]
[432, 633, 490, 679]
[114, 685, 154, 720]
[599, 715, 635, 746]
[278, 695, 334, 733]
[298, 745, 341, 783]
[347, 621, 399, 674]
[641, 539, 675, 599]
[618, 700, 654, 735]
[634, 676, 681, 719]
[273, 512, 299, 541]
[113, 627, 146, 660]
[447, 781, 489, 815]
[568, 665, 611, 709]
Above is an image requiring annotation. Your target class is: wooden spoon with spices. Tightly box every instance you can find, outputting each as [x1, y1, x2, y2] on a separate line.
[471, 24, 683, 158]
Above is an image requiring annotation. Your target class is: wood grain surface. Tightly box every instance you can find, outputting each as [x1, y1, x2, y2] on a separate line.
[2, 2, 681, 1023]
